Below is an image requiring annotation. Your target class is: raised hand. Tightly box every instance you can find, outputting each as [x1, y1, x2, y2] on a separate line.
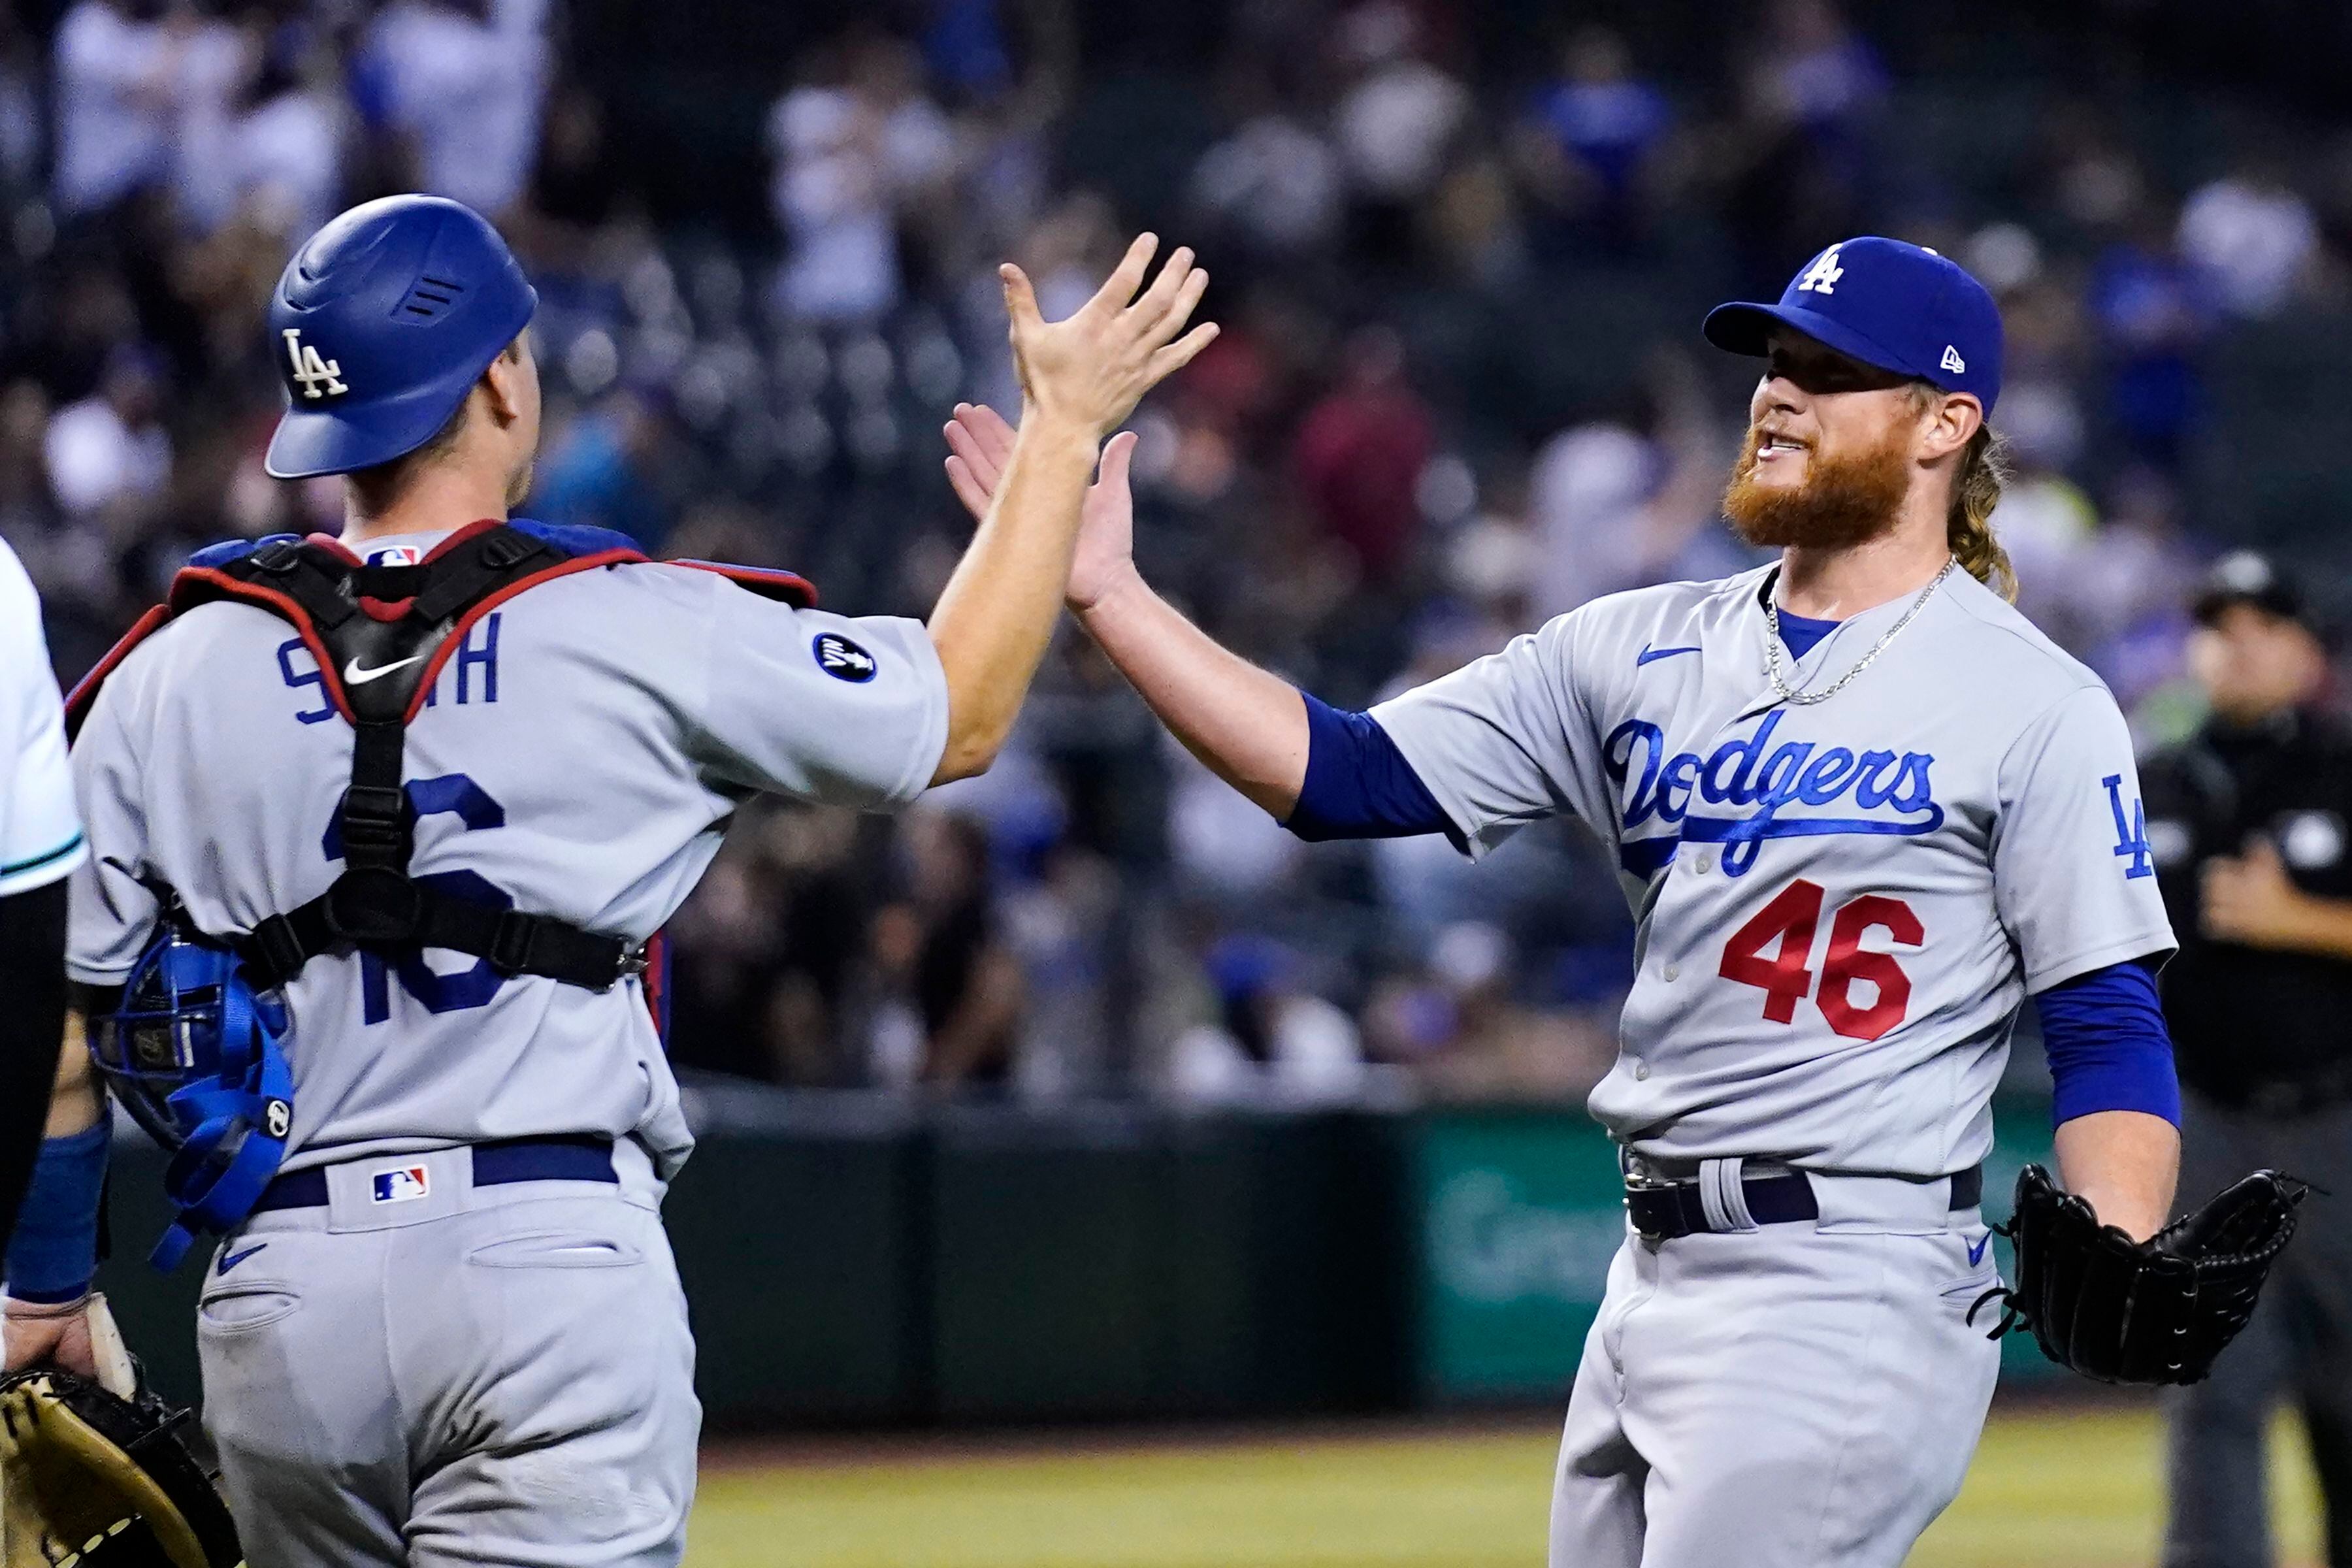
[945, 402, 1138, 613]
[999, 234, 1215, 440]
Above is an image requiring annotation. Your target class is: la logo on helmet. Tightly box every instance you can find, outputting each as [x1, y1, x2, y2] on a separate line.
[282, 328, 348, 399]
[1796, 247, 1844, 295]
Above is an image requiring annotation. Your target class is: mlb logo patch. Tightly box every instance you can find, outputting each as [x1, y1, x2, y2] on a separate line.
[372, 1165, 431, 1204]
[366, 545, 423, 567]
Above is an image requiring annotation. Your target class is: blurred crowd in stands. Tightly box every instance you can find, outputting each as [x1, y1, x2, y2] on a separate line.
[10, 0, 2352, 1105]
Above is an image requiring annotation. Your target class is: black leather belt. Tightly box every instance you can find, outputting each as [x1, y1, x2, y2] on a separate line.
[1624, 1164, 1983, 1241]
[250, 1135, 616, 1215]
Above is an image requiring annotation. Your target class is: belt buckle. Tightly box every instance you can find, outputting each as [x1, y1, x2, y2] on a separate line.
[1620, 1154, 1684, 1193]
[1621, 1162, 1687, 1243]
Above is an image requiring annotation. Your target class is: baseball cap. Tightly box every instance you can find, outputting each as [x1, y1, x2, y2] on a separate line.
[1703, 237, 2004, 414]
[2192, 550, 2313, 630]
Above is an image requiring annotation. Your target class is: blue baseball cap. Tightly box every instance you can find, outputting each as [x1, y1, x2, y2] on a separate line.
[1703, 237, 2003, 414]
[265, 195, 538, 480]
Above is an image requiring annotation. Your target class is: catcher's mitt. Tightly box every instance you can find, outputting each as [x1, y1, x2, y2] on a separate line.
[0, 1367, 241, 1567]
[1971, 1163, 2310, 1386]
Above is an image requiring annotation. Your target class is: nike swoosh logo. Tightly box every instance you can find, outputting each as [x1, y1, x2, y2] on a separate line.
[1636, 644, 1702, 666]
[344, 653, 424, 686]
[1968, 1233, 1991, 1267]
[218, 1243, 269, 1275]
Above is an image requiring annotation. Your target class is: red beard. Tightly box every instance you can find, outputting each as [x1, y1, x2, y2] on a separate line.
[1722, 423, 1914, 551]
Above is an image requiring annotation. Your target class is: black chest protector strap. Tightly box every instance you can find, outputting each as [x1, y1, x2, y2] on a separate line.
[193, 526, 645, 992]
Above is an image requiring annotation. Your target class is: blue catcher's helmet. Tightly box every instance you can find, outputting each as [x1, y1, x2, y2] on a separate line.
[88, 921, 296, 1268]
[263, 193, 538, 481]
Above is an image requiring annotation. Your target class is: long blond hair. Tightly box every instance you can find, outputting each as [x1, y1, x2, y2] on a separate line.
[1912, 385, 2016, 601]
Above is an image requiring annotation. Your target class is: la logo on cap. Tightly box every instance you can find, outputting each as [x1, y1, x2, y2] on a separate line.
[1796, 247, 1844, 295]
[1940, 345, 1966, 373]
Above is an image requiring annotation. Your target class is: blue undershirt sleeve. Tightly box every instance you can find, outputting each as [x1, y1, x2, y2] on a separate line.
[1284, 693, 1458, 844]
[2031, 958, 2182, 1128]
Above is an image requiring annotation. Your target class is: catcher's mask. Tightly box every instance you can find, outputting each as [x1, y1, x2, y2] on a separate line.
[85, 919, 293, 1271]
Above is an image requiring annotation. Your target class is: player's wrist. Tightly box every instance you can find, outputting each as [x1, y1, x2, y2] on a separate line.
[1070, 563, 1151, 623]
[1013, 398, 1113, 453]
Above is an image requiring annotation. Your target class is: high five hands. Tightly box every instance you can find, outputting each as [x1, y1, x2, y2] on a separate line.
[944, 400, 1139, 616]
[997, 234, 1215, 442]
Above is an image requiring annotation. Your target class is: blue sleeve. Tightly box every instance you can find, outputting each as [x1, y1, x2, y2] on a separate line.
[2032, 960, 2182, 1128]
[1284, 693, 1457, 844]
[3, 1120, 108, 1303]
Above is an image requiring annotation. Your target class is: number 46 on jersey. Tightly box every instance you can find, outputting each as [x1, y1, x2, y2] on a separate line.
[1718, 879, 1923, 1042]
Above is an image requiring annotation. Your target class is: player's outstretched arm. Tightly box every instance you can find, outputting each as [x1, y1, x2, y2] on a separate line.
[925, 235, 1217, 785]
[943, 402, 1313, 817]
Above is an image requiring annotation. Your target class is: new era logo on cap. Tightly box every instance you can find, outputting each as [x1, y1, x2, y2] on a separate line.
[1701, 236, 2005, 414]
[372, 1165, 430, 1203]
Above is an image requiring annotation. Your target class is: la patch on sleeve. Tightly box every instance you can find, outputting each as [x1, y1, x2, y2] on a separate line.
[812, 632, 877, 683]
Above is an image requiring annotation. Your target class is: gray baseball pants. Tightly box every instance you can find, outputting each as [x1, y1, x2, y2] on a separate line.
[193, 1140, 699, 1567]
[1550, 1168, 2002, 1567]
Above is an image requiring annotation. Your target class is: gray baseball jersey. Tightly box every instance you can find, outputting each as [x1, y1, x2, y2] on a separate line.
[1, 540, 87, 898]
[67, 532, 948, 1176]
[1373, 561, 2174, 1178]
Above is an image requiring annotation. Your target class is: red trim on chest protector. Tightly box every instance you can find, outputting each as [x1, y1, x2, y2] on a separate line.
[665, 559, 818, 608]
[176, 566, 357, 723]
[64, 604, 171, 735]
[399, 549, 644, 721]
[71, 536, 828, 738]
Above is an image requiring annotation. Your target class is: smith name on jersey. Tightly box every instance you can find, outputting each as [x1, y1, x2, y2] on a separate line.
[66, 525, 951, 1180]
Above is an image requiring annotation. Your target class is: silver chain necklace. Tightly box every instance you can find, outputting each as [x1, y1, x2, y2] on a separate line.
[1764, 558, 1956, 706]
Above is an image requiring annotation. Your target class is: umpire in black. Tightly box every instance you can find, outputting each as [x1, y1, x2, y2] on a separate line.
[2148, 551, 2352, 1568]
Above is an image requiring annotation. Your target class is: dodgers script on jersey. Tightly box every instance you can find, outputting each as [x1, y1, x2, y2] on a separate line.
[1373, 563, 2175, 1178]
[66, 533, 949, 1177]
[1, 539, 86, 898]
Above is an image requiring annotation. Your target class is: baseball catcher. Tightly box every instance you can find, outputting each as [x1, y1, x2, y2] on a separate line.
[5, 191, 1213, 1568]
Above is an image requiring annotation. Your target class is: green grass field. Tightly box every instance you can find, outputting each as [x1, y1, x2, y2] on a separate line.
[691, 1405, 2323, 1567]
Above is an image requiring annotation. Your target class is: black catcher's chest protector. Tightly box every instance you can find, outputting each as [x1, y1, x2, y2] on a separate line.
[68, 521, 813, 997]
[189, 522, 647, 991]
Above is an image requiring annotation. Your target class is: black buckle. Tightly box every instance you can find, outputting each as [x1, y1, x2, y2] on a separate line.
[247, 915, 308, 981]
[479, 532, 536, 569]
[252, 539, 304, 574]
[336, 785, 412, 865]
[322, 868, 423, 945]
[487, 910, 538, 977]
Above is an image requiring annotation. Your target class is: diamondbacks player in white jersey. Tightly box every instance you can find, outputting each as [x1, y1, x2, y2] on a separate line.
[945, 237, 2186, 1566]
[2, 195, 1215, 1567]
[0, 541, 86, 1256]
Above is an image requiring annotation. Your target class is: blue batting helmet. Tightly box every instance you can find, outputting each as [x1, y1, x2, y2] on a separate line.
[263, 194, 538, 480]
